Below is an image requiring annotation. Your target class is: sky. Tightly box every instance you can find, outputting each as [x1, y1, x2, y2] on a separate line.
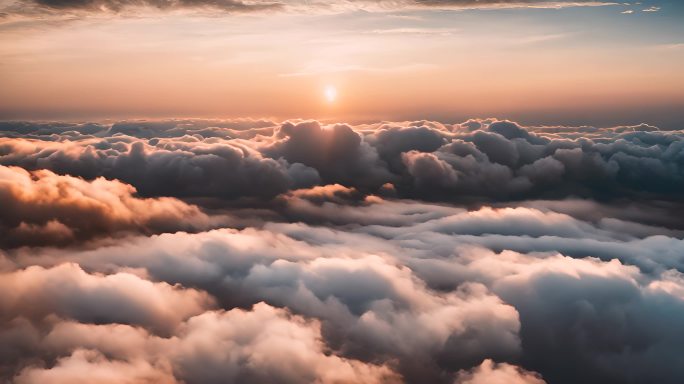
[0, 0, 683, 127]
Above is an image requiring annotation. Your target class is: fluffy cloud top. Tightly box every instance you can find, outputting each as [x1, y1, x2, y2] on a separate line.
[0, 118, 682, 383]
[2, 119, 682, 205]
[454, 359, 546, 384]
[11, 303, 399, 384]
[0, 164, 221, 247]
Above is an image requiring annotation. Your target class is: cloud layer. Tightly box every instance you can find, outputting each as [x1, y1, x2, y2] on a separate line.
[2, 119, 682, 206]
[0, 164, 222, 247]
[10, 0, 619, 14]
[1, 118, 683, 383]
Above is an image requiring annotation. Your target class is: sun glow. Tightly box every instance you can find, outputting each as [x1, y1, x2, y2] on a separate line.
[324, 85, 337, 103]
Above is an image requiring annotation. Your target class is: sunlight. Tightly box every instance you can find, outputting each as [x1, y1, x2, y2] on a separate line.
[324, 85, 337, 103]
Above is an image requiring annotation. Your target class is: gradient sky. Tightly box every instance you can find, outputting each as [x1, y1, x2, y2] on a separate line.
[0, 0, 682, 127]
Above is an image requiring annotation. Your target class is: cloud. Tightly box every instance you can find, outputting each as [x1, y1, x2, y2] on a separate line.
[0, 263, 213, 334]
[8, 0, 620, 16]
[263, 120, 393, 189]
[4, 189, 684, 382]
[0, 128, 319, 201]
[1, 223, 522, 381]
[402, 151, 461, 189]
[14, 349, 179, 384]
[375, 119, 683, 203]
[403, 0, 616, 10]
[169, 302, 401, 384]
[0, 164, 221, 247]
[22, 0, 282, 12]
[454, 359, 546, 384]
[1, 118, 684, 383]
[492, 255, 684, 384]
[9, 302, 400, 384]
[3, 119, 683, 206]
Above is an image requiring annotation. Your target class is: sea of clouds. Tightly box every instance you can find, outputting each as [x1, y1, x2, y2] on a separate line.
[1, 118, 683, 383]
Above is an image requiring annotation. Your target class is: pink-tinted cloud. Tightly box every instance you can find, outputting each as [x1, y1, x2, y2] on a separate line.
[0, 164, 220, 246]
[454, 359, 546, 384]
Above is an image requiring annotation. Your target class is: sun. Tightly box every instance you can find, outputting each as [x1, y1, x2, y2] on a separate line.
[324, 85, 337, 103]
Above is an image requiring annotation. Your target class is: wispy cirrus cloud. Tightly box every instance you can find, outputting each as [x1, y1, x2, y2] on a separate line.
[3, 0, 621, 17]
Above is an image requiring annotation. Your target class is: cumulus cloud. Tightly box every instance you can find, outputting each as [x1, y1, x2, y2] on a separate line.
[0, 263, 213, 333]
[0, 164, 220, 247]
[0, 129, 319, 200]
[263, 120, 393, 189]
[1, 118, 683, 383]
[8, 302, 399, 384]
[169, 302, 400, 384]
[454, 359, 546, 384]
[4, 191, 684, 382]
[3, 118, 682, 206]
[14, 349, 179, 384]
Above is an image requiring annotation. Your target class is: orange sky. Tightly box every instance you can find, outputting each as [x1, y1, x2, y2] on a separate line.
[0, 2, 683, 127]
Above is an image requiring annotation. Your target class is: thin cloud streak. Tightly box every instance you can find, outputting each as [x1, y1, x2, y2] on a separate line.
[3, 0, 621, 16]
